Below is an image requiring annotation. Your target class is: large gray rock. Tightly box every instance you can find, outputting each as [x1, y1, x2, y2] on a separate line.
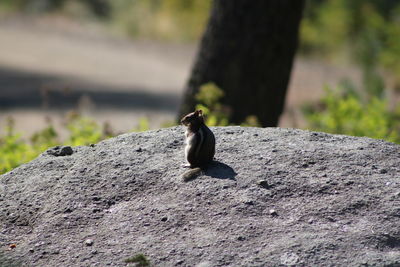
[1, 127, 399, 267]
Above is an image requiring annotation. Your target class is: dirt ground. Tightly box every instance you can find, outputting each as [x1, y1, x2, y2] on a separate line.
[0, 15, 362, 137]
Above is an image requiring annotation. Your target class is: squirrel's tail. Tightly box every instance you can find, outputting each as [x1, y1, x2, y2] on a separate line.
[182, 167, 203, 182]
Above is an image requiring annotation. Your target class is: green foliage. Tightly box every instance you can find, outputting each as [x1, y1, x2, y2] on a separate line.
[30, 125, 58, 148]
[241, 115, 261, 127]
[109, 0, 211, 41]
[0, 118, 36, 175]
[0, 0, 211, 41]
[302, 1, 400, 144]
[302, 0, 400, 84]
[301, 0, 350, 56]
[0, 114, 107, 175]
[195, 83, 230, 126]
[0, 113, 154, 175]
[194, 82, 261, 127]
[161, 120, 178, 128]
[65, 113, 103, 146]
[131, 117, 150, 132]
[304, 85, 400, 144]
[0, 112, 154, 175]
[124, 254, 150, 267]
[378, 5, 400, 84]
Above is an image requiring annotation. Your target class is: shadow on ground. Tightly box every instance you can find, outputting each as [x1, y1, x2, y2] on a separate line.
[0, 67, 180, 112]
[207, 161, 237, 180]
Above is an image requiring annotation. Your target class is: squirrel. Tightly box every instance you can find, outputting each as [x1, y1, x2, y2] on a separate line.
[180, 110, 215, 182]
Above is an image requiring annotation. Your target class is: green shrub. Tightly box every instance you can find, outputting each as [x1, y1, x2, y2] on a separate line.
[302, 1, 400, 144]
[195, 82, 260, 127]
[301, 0, 350, 57]
[304, 85, 400, 144]
[0, 119, 37, 175]
[131, 117, 150, 132]
[0, 115, 102, 175]
[301, 0, 400, 85]
[195, 83, 230, 126]
[109, 0, 211, 41]
[65, 113, 104, 146]
[0, 0, 211, 41]
[0, 113, 154, 175]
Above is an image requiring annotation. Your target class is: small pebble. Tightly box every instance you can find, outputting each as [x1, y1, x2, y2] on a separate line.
[85, 239, 94, 246]
[257, 180, 270, 189]
[47, 146, 73, 156]
[269, 209, 278, 216]
[60, 146, 73, 156]
[244, 200, 254, 205]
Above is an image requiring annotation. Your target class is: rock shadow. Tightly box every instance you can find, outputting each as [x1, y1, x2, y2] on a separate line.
[205, 160, 237, 180]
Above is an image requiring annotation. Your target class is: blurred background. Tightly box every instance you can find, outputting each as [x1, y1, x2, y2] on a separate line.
[0, 0, 399, 173]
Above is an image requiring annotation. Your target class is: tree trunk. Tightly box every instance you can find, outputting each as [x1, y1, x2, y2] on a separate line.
[179, 0, 305, 126]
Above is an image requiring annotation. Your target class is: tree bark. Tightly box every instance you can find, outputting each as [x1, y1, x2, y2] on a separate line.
[179, 0, 305, 126]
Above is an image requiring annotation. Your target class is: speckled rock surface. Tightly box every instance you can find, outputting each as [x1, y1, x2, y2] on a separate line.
[1, 126, 399, 267]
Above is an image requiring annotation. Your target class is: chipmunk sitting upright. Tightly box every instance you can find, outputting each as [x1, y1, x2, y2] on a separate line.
[181, 110, 215, 181]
